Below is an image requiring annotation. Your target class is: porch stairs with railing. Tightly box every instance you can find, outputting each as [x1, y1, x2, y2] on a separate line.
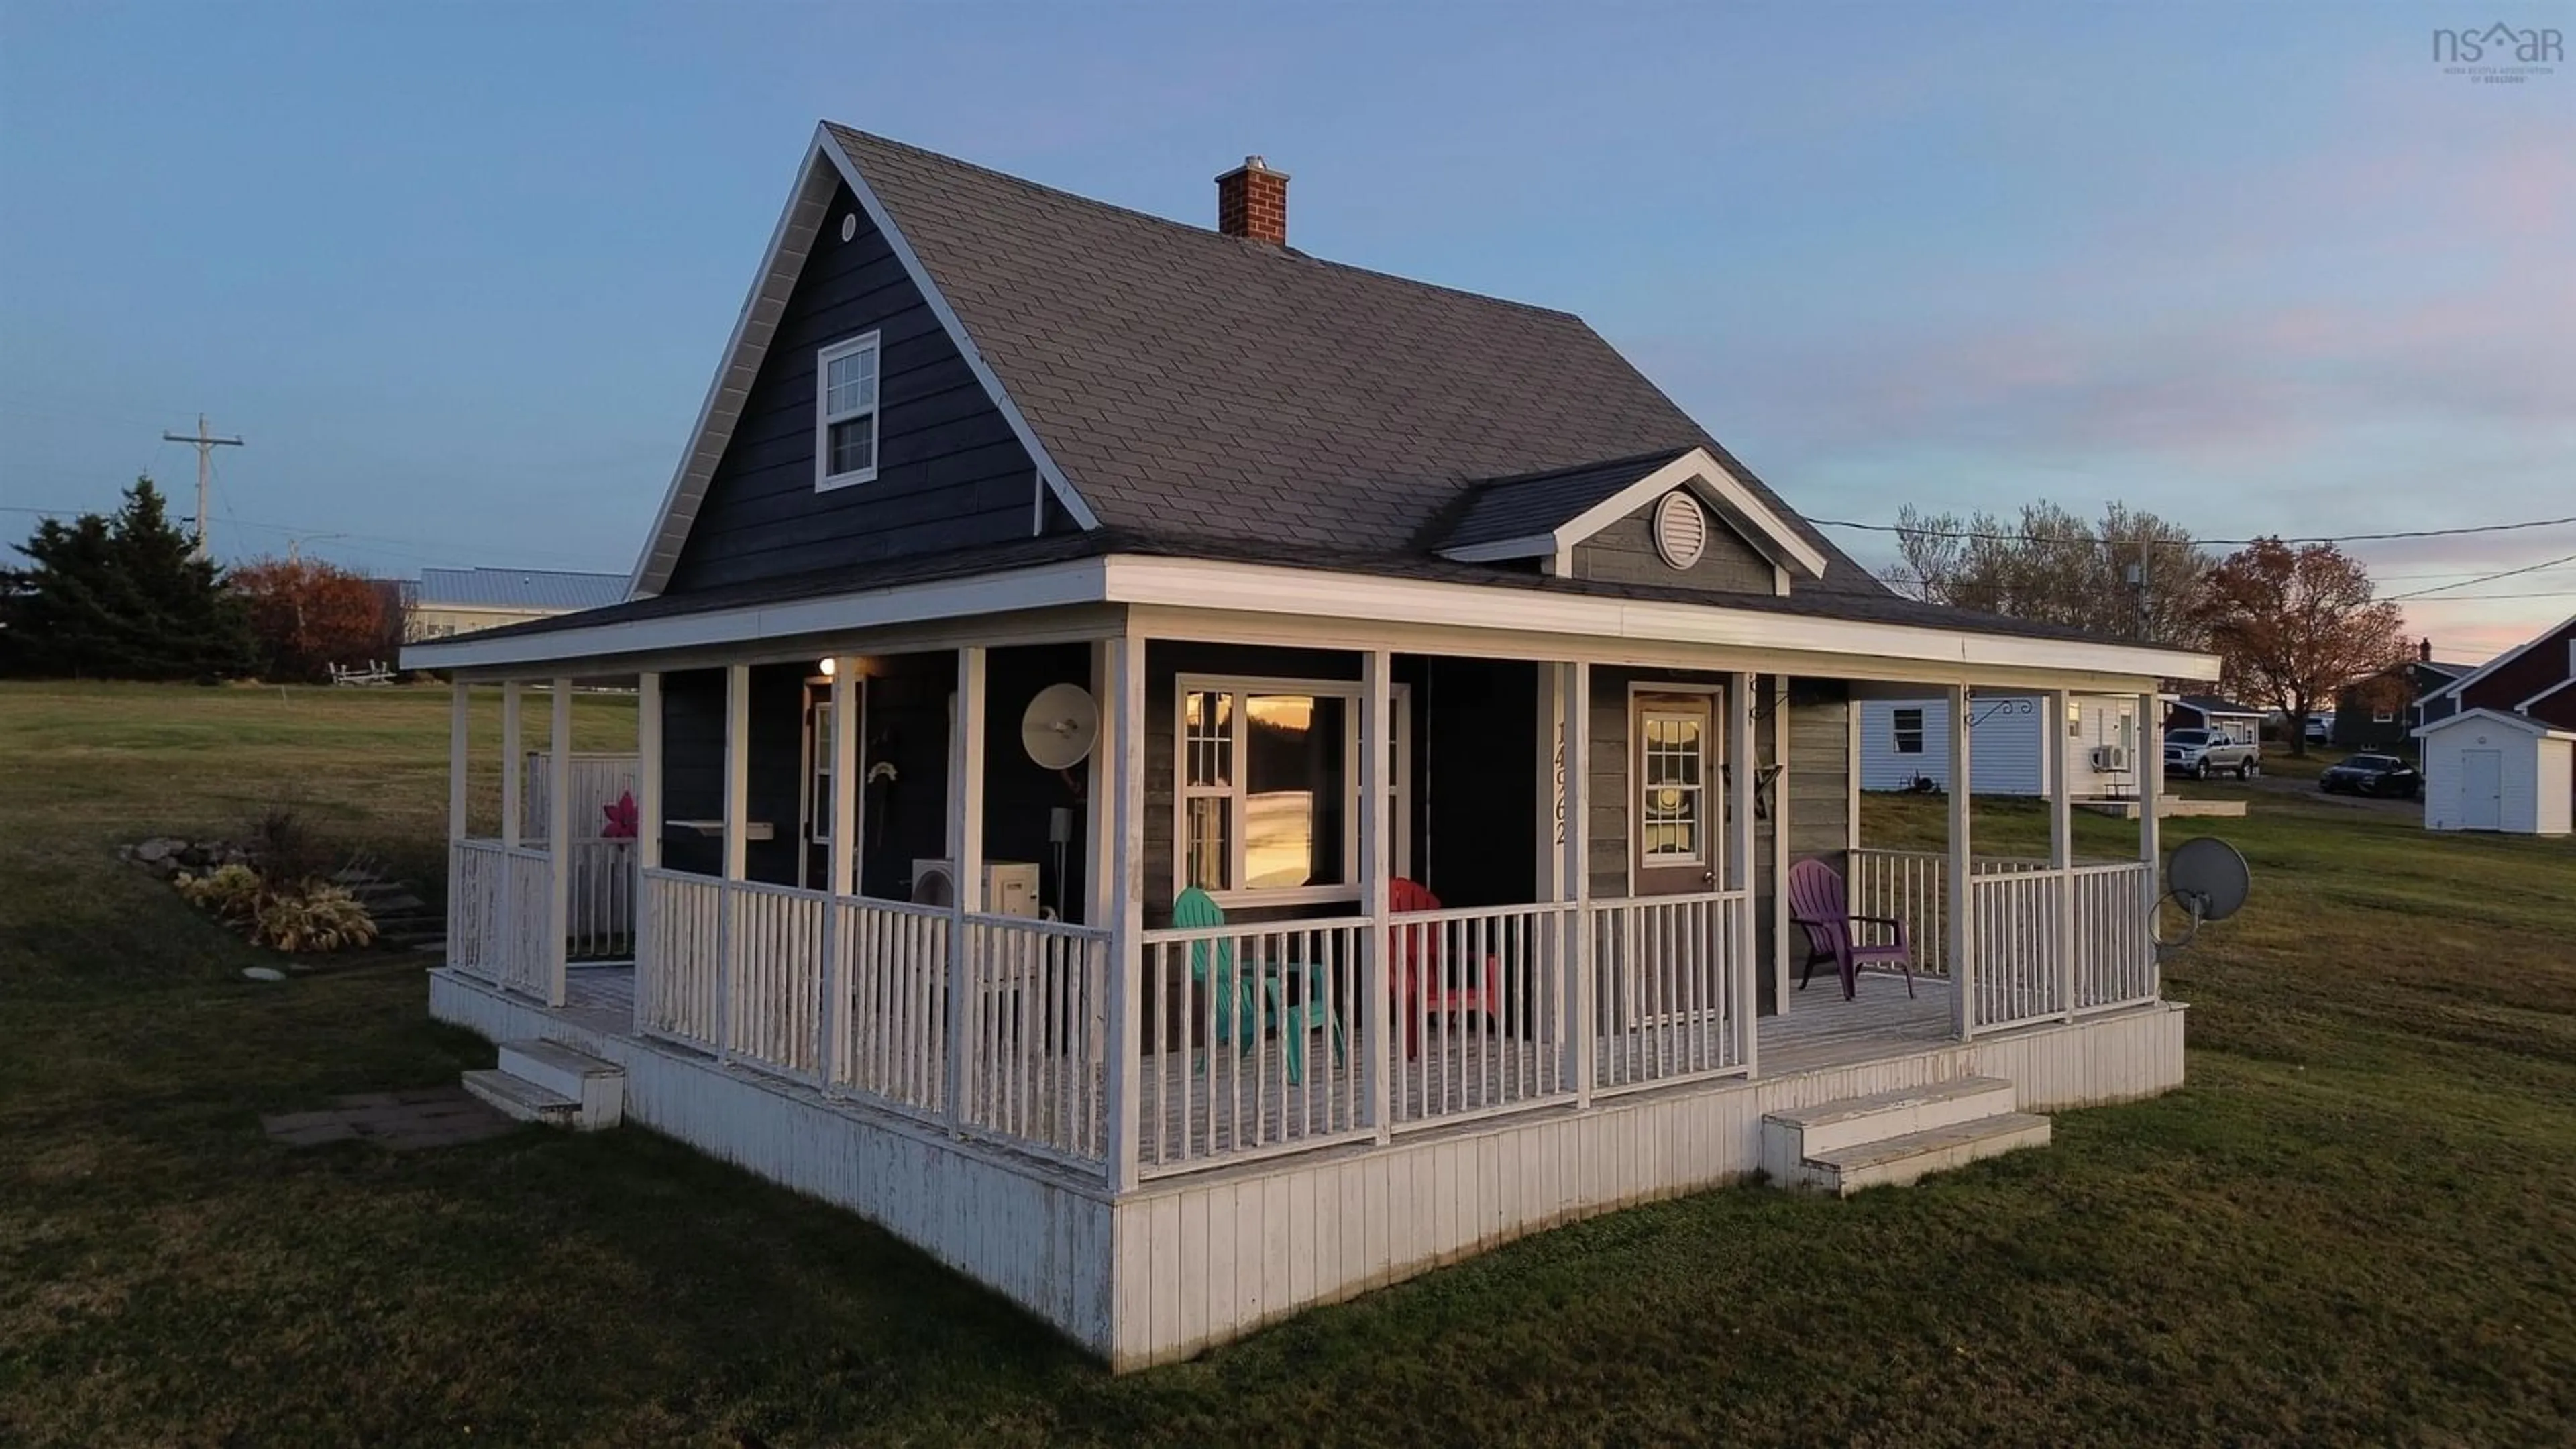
[1760, 1075, 2050, 1196]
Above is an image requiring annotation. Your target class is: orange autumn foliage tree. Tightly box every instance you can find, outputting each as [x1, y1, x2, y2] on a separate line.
[2196, 537, 2406, 757]
[229, 557, 389, 683]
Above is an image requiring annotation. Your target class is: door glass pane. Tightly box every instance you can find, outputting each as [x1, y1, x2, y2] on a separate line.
[1641, 711, 1703, 861]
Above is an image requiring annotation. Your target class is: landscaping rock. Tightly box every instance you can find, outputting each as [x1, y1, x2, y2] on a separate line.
[134, 838, 180, 864]
[242, 966, 286, 982]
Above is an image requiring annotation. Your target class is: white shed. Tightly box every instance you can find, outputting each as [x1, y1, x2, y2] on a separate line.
[2415, 709, 2575, 835]
[1859, 694, 2141, 798]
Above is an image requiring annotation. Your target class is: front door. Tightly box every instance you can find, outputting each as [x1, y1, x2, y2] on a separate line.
[1632, 693, 1716, 895]
[2461, 749, 2504, 830]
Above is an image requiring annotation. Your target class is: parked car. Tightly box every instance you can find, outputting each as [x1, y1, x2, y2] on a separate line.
[2319, 753, 2422, 799]
[2165, 727, 2260, 780]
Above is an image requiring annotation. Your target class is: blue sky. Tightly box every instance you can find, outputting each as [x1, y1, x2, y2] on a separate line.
[3, 2, 2568, 655]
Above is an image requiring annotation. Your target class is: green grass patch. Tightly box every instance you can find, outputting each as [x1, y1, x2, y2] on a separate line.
[4, 682, 2573, 1445]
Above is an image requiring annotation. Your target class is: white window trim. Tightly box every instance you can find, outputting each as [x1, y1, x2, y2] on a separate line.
[1892, 706, 1926, 756]
[1171, 672, 1412, 908]
[814, 331, 882, 492]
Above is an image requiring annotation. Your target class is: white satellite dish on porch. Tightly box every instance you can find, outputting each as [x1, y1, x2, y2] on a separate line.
[1021, 683, 1099, 771]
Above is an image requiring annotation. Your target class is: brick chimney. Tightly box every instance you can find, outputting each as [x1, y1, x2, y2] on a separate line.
[1216, 156, 1289, 245]
[2418, 637, 2433, 663]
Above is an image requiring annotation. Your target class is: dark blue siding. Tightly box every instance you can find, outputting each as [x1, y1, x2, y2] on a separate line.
[664, 184, 1046, 593]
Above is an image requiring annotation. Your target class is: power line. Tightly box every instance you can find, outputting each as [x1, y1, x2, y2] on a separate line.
[1813, 513, 2576, 547]
[2383, 551, 2576, 602]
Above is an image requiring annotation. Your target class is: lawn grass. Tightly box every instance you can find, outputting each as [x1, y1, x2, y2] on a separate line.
[4, 680, 2573, 1446]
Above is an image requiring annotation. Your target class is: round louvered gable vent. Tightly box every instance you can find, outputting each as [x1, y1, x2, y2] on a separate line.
[1653, 492, 1707, 570]
[840, 213, 859, 243]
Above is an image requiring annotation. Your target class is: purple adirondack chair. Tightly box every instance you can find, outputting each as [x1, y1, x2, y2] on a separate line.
[1788, 857, 1916, 1002]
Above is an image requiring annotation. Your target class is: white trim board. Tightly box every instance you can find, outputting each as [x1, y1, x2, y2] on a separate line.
[626, 127, 1099, 599]
[1439, 447, 1831, 581]
[2412, 706, 2576, 743]
[405, 553, 2218, 686]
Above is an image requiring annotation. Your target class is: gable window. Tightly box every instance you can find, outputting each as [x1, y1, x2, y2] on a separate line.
[1174, 674, 1410, 905]
[815, 333, 881, 490]
[1892, 707, 1925, 755]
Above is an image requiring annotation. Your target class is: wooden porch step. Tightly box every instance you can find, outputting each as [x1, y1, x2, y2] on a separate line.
[460, 1068, 581, 1128]
[1760, 1075, 2048, 1195]
[1763, 1075, 2018, 1158]
[1790, 1113, 2053, 1196]
[496, 1040, 624, 1128]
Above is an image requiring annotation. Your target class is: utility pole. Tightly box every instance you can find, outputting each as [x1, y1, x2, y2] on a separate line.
[160, 413, 244, 561]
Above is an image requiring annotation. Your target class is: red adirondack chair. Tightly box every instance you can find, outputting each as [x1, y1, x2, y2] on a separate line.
[1788, 857, 1915, 1001]
[1387, 878, 1507, 1059]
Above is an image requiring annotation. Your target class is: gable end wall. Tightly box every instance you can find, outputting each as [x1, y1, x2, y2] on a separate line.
[664, 184, 1049, 594]
[1572, 494, 1777, 594]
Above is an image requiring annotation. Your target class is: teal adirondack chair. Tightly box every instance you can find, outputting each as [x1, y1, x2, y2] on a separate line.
[1172, 887, 1345, 1085]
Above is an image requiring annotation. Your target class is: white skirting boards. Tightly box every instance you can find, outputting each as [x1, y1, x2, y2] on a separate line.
[430, 970, 2186, 1371]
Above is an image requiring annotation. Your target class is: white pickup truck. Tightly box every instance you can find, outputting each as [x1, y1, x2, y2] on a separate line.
[2165, 727, 2259, 780]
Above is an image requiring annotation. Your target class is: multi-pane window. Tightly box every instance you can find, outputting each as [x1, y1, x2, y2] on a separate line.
[815, 333, 881, 489]
[1638, 711, 1704, 862]
[1892, 706, 1925, 755]
[1175, 676, 1409, 902]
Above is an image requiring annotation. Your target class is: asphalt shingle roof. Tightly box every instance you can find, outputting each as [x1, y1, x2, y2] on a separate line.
[827, 126, 1882, 598]
[1434, 450, 1695, 552]
[416, 568, 628, 612]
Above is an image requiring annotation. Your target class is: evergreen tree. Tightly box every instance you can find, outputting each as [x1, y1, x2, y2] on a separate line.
[0, 478, 257, 679]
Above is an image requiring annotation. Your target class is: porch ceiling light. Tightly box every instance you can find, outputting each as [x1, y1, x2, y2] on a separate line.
[818, 657, 836, 677]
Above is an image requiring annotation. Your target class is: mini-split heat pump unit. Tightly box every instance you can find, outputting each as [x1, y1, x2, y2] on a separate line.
[2089, 745, 2133, 772]
[910, 859, 1041, 917]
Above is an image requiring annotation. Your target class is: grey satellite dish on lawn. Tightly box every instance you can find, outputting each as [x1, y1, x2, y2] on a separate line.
[1021, 683, 1100, 771]
[2155, 836, 2251, 960]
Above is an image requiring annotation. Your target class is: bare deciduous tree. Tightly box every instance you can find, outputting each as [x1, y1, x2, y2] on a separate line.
[1884, 501, 2210, 647]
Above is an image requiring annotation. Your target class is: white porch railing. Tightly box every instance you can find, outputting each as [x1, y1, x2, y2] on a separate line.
[831, 896, 951, 1116]
[957, 914, 1112, 1165]
[1846, 849, 2049, 979]
[637, 868, 724, 1048]
[1389, 901, 1576, 1129]
[614, 859, 2153, 1184]
[564, 840, 635, 959]
[2070, 862, 2157, 1012]
[1137, 918, 1374, 1175]
[1590, 891, 1752, 1094]
[448, 839, 510, 984]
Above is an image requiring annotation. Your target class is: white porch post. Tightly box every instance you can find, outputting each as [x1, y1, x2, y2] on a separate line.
[2047, 688, 2076, 1020]
[1947, 683, 1974, 1039]
[718, 663, 749, 1063]
[635, 672, 661, 1033]
[543, 678, 573, 1006]
[1727, 672, 1757, 1075]
[447, 682, 468, 976]
[501, 682, 523, 848]
[448, 683, 470, 845]
[2137, 690, 2165, 994]
[1360, 647, 1393, 1142]
[1768, 674, 1792, 1018]
[824, 657, 857, 1087]
[500, 681, 523, 994]
[1844, 700, 1862, 853]
[1536, 665, 1565, 902]
[1104, 633, 1144, 1191]
[946, 647, 987, 1132]
[1562, 661, 1593, 1108]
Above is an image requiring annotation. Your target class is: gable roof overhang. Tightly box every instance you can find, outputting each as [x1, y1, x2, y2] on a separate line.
[625, 127, 1099, 600]
[1435, 446, 1832, 580]
[2412, 706, 2576, 742]
[2418, 611, 2576, 704]
[2171, 694, 2264, 719]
